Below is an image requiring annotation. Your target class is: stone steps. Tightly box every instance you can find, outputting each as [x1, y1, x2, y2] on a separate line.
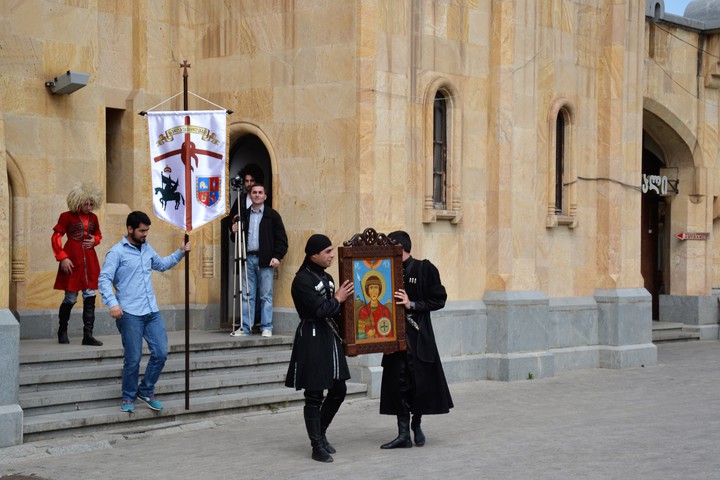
[652, 322, 701, 343]
[18, 330, 368, 441]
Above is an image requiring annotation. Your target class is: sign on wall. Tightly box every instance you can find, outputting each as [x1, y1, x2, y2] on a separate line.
[676, 232, 709, 240]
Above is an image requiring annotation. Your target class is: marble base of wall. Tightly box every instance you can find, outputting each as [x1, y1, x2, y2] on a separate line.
[598, 344, 658, 369]
[0, 309, 22, 448]
[682, 324, 720, 339]
[346, 289, 656, 392]
[271, 307, 301, 335]
[16, 304, 221, 340]
[594, 288, 657, 368]
[659, 293, 720, 332]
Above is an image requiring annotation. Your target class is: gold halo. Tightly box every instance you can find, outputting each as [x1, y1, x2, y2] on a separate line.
[360, 269, 387, 303]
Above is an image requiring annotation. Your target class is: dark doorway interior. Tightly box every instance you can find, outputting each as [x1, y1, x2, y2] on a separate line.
[220, 135, 272, 329]
[641, 149, 666, 320]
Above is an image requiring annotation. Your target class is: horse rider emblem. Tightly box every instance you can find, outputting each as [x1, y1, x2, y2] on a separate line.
[154, 167, 185, 211]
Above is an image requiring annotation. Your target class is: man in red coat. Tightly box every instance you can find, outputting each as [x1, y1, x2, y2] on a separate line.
[51, 183, 104, 346]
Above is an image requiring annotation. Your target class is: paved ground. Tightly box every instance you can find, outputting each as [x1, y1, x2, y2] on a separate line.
[2, 340, 720, 480]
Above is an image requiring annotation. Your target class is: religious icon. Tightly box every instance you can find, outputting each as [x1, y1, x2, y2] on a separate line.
[338, 228, 406, 356]
[354, 265, 394, 341]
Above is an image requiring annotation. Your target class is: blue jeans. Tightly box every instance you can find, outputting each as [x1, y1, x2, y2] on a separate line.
[241, 254, 274, 333]
[115, 311, 168, 402]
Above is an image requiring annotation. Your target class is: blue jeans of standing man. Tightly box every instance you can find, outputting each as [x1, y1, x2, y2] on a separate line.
[241, 254, 274, 334]
[116, 311, 168, 402]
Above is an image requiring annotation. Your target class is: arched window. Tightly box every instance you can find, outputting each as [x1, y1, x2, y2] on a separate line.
[555, 111, 566, 214]
[423, 82, 462, 224]
[547, 102, 577, 228]
[433, 91, 448, 209]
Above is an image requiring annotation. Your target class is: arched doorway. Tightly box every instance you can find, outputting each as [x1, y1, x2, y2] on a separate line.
[220, 134, 273, 329]
[642, 103, 698, 323]
[641, 133, 669, 320]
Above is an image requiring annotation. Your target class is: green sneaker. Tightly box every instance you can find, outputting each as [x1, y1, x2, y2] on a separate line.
[137, 394, 163, 411]
[121, 400, 135, 412]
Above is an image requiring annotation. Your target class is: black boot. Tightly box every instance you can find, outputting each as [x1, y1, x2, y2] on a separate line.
[319, 427, 336, 454]
[81, 296, 103, 346]
[411, 414, 426, 446]
[319, 382, 346, 454]
[380, 413, 413, 449]
[304, 406, 333, 462]
[58, 302, 73, 344]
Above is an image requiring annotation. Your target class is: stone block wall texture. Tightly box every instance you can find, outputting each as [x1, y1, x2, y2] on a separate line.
[0, 2, 714, 406]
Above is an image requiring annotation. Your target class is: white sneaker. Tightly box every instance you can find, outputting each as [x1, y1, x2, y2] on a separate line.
[261, 330, 272, 338]
[230, 329, 248, 337]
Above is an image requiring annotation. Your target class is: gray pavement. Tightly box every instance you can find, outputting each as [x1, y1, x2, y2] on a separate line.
[2, 340, 720, 480]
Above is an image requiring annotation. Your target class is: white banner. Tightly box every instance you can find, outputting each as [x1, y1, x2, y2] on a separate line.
[147, 110, 227, 231]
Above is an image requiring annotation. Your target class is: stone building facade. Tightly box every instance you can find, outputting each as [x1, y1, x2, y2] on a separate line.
[1, 0, 719, 446]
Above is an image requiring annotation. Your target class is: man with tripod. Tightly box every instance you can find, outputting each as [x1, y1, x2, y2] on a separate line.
[228, 163, 263, 222]
[229, 163, 260, 335]
[231, 183, 287, 336]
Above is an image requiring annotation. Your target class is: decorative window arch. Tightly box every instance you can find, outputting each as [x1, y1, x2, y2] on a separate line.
[423, 79, 462, 224]
[546, 99, 577, 228]
[433, 91, 448, 209]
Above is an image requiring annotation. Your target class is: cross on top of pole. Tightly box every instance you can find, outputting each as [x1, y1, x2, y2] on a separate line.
[180, 60, 191, 77]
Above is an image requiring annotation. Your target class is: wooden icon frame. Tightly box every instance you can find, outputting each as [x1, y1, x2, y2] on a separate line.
[338, 228, 406, 356]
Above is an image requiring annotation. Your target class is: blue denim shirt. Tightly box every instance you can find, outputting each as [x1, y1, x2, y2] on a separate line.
[98, 236, 185, 316]
[247, 205, 263, 252]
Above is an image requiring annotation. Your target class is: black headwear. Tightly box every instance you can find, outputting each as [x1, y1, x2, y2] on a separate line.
[298, 234, 333, 273]
[388, 230, 412, 253]
[305, 234, 332, 256]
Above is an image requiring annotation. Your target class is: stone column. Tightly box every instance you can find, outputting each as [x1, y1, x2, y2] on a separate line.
[0, 310, 22, 447]
[594, 288, 657, 369]
[484, 291, 555, 381]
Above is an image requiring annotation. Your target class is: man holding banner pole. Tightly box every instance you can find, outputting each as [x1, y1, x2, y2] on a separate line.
[145, 108, 228, 409]
[99, 211, 191, 412]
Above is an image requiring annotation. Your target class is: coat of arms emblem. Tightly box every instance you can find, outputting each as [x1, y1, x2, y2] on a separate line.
[196, 175, 221, 207]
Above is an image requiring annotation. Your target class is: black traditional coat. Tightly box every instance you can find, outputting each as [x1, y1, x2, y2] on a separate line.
[285, 262, 350, 391]
[379, 256, 454, 415]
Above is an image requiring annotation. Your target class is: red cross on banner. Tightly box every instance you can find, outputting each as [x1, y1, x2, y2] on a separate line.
[147, 111, 227, 231]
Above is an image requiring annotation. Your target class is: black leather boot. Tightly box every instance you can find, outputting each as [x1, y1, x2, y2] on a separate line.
[58, 302, 73, 344]
[81, 296, 103, 346]
[380, 413, 413, 449]
[411, 414, 426, 446]
[319, 381, 346, 454]
[319, 427, 336, 454]
[304, 406, 333, 462]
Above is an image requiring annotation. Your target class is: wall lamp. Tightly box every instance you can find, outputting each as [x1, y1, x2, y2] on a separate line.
[45, 71, 90, 95]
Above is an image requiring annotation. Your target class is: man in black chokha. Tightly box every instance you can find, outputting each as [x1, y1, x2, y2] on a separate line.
[379, 230, 453, 449]
[285, 234, 354, 463]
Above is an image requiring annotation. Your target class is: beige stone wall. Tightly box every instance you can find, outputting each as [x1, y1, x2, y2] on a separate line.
[1, 0, 364, 311]
[203, 0, 361, 306]
[3, 0, 720, 318]
[0, 113, 7, 309]
[644, 17, 720, 296]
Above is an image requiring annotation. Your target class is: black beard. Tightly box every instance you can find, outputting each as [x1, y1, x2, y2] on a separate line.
[129, 231, 146, 245]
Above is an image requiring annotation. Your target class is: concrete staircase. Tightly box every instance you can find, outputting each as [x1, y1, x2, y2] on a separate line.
[652, 322, 701, 343]
[19, 330, 367, 442]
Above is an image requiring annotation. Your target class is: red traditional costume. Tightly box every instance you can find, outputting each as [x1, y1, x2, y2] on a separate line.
[52, 211, 102, 291]
[52, 191, 104, 347]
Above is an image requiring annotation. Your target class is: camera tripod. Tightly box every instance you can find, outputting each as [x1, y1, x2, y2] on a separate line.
[230, 190, 251, 336]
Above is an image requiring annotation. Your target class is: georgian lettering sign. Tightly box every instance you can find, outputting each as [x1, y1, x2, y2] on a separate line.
[642, 174, 669, 195]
